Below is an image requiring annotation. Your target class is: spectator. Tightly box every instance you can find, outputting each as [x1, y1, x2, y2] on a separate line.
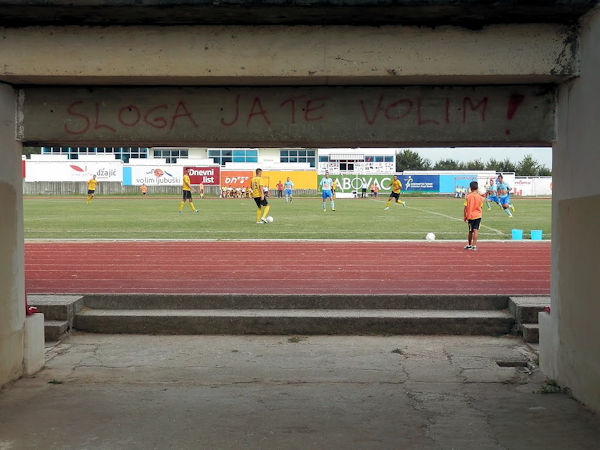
[371, 183, 379, 198]
[361, 179, 368, 198]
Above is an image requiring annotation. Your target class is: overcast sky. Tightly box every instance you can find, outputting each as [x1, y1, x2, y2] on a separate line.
[404, 147, 553, 169]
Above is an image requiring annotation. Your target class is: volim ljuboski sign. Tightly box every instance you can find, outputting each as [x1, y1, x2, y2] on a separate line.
[185, 166, 220, 185]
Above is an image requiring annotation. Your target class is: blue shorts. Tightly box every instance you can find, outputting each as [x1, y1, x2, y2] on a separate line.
[487, 195, 499, 203]
[322, 190, 332, 200]
[285, 189, 292, 195]
[499, 196, 510, 206]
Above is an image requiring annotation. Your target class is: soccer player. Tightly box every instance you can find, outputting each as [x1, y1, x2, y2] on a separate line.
[198, 182, 205, 199]
[284, 176, 294, 203]
[484, 178, 500, 210]
[496, 174, 515, 217]
[464, 181, 484, 250]
[140, 183, 148, 198]
[86, 174, 98, 204]
[384, 175, 406, 210]
[331, 178, 338, 200]
[319, 170, 335, 211]
[179, 168, 198, 213]
[276, 180, 284, 198]
[251, 168, 271, 223]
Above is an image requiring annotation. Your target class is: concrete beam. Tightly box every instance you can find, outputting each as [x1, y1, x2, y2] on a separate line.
[0, 24, 577, 85]
[0, 1, 595, 26]
[19, 85, 555, 147]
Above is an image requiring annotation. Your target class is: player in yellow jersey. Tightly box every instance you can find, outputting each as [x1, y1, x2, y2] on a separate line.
[251, 168, 271, 223]
[384, 175, 406, 210]
[179, 168, 198, 213]
[86, 175, 98, 204]
[331, 179, 338, 200]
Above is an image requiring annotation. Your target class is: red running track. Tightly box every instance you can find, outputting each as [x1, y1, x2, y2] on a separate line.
[25, 241, 550, 295]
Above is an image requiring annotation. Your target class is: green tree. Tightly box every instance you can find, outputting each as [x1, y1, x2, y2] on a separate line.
[464, 159, 486, 170]
[433, 159, 461, 170]
[396, 149, 431, 172]
[22, 146, 42, 157]
[496, 158, 516, 173]
[485, 158, 501, 171]
[537, 166, 552, 176]
[515, 154, 539, 176]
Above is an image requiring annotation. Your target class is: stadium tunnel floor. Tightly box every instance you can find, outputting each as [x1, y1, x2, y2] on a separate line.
[1, 333, 598, 449]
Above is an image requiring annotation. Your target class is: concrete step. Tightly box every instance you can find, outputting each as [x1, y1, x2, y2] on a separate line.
[27, 295, 84, 327]
[509, 296, 550, 325]
[74, 309, 515, 336]
[28, 295, 84, 341]
[81, 294, 510, 311]
[44, 320, 69, 342]
[522, 324, 540, 343]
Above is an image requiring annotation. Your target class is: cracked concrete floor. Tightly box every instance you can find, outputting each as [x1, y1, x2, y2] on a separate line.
[1, 333, 598, 450]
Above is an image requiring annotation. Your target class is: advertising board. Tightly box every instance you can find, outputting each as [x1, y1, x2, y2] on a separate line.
[221, 170, 253, 188]
[400, 174, 440, 192]
[25, 160, 122, 182]
[184, 166, 220, 185]
[317, 174, 396, 193]
[123, 165, 182, 186]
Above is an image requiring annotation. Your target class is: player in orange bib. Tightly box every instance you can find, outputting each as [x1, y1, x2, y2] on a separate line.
[140, 183, 148, 198]
[463, 181, 484, 251]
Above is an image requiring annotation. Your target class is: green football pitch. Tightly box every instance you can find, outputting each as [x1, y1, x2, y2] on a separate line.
[23, 196, 551, 240]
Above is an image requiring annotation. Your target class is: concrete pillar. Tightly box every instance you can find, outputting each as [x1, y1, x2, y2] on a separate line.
[23, 313, 45, 375]
[0, 82, 25, 386]
[542, 6, 600, 412]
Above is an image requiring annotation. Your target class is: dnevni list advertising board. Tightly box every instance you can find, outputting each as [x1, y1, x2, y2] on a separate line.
[184, 166, 220, 185]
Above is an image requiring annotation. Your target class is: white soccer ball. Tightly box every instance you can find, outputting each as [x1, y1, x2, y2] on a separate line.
[425, 232, 436, 241]
[266, 216, 274, 223]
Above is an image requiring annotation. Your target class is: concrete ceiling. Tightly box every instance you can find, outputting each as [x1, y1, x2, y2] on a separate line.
[0, 1, 597, 27]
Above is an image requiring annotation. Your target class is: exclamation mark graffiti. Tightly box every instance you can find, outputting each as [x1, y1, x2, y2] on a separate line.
[505, 94, 525, 135]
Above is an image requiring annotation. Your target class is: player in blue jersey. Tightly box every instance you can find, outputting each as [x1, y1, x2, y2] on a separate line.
[319, 171, 335, 211]
[284, 176, 294, 203]
[485, 177, 500, 210]
[496, 174, 515, 217]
